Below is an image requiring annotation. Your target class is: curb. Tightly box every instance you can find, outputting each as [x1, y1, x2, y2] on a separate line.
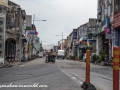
[81, 82, 97, 90]
[0, 64, 13, 68]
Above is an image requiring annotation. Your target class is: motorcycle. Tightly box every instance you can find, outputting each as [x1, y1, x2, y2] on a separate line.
[45, 55, 55, 63]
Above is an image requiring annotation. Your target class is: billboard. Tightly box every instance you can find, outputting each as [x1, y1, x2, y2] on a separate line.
[0, 0, 8, 7]
[26, 15, 32, 27]
[104, 27, 113, 39]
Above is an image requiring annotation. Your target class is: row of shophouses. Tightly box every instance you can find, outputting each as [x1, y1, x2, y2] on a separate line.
[0, 0, 42, 66]
[65, 0, 120, 61]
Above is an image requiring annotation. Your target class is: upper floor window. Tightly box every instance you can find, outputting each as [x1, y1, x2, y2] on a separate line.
[115, 0, 120, 13]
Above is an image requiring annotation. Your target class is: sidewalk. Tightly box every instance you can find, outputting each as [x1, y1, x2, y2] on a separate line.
[0, 59, 35, 68]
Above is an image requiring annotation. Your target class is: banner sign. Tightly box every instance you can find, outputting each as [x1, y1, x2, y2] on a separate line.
[29, 30, 35, 34]
[73, 29, 77, 40]
[104, 27, 110, 34]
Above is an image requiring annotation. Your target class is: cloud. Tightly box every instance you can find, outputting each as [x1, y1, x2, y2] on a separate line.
[11, 0, 97, 47]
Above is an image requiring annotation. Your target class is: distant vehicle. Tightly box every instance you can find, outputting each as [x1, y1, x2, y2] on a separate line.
[38, 53, 43, 58]
[57, 50, 65, 60]
[83, 53, 96, 62]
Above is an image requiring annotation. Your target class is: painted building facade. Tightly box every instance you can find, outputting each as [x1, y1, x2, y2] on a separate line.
[96, 0, 114, 60]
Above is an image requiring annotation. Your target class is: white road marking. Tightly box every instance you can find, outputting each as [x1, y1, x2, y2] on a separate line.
[72, 77, 77, 80]
[78, 80, 83, 85]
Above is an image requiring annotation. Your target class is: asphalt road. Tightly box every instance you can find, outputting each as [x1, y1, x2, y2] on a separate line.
[56, 59, 120, 90]
[0, 57, 119, 90]
[0, 58, 83, 90]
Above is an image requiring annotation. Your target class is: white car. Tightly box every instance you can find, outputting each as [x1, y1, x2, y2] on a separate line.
[38, 53, 43, 58]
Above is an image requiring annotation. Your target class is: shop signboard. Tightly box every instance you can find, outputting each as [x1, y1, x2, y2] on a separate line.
[29, 44, 32, 50]
[105, 33, 114, 39]
[104, 27, 110, 34]
[29, 30, 35, 34]
[26, 15, 32, 27]
[113, 13, 120, 28]
[104, 27, 113, 39]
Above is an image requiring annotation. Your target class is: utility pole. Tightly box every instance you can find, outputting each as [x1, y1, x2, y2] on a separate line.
[62, 32, 63, 50]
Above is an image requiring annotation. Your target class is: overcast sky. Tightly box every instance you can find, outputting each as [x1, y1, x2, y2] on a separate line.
[11, 0, 97, 49]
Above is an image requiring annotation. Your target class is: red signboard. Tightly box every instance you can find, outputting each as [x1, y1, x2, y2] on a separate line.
[113, 13, 120, 28]
[35, 32, 38, 35]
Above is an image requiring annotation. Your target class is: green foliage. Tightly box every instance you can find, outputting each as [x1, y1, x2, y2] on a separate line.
[91, 54, 99, 61]
[99, 50, 106, 61]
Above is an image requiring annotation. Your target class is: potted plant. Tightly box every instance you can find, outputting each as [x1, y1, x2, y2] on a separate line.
[91, 54, 99, 64]
[99, 50, 106, 66]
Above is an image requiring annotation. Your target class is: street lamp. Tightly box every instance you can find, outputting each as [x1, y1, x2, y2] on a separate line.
[32, 14, 46, 54]
[55, 32, 63, 50]
[33, 14, 46, 24]
[42, 41, 47, 42]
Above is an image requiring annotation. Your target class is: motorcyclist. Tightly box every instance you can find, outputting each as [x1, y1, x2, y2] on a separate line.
[45, 51, 49, 62]
[46, 49, 56, 63]
[48, 51, 51, 62]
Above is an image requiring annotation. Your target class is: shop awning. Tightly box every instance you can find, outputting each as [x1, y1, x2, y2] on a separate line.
[75, 39, 96, 46]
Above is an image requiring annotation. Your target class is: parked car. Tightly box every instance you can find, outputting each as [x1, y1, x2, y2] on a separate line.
[83, 53, 96, 62]
[38, 53, 43, 58]
[57, 50, 65, 60]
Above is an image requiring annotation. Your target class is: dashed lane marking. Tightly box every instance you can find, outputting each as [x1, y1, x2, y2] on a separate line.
[78, 80, 83, 85]
[72, 77, 77, 80]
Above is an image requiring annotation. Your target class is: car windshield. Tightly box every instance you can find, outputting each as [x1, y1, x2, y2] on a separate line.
[58, 51, 64, 55]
